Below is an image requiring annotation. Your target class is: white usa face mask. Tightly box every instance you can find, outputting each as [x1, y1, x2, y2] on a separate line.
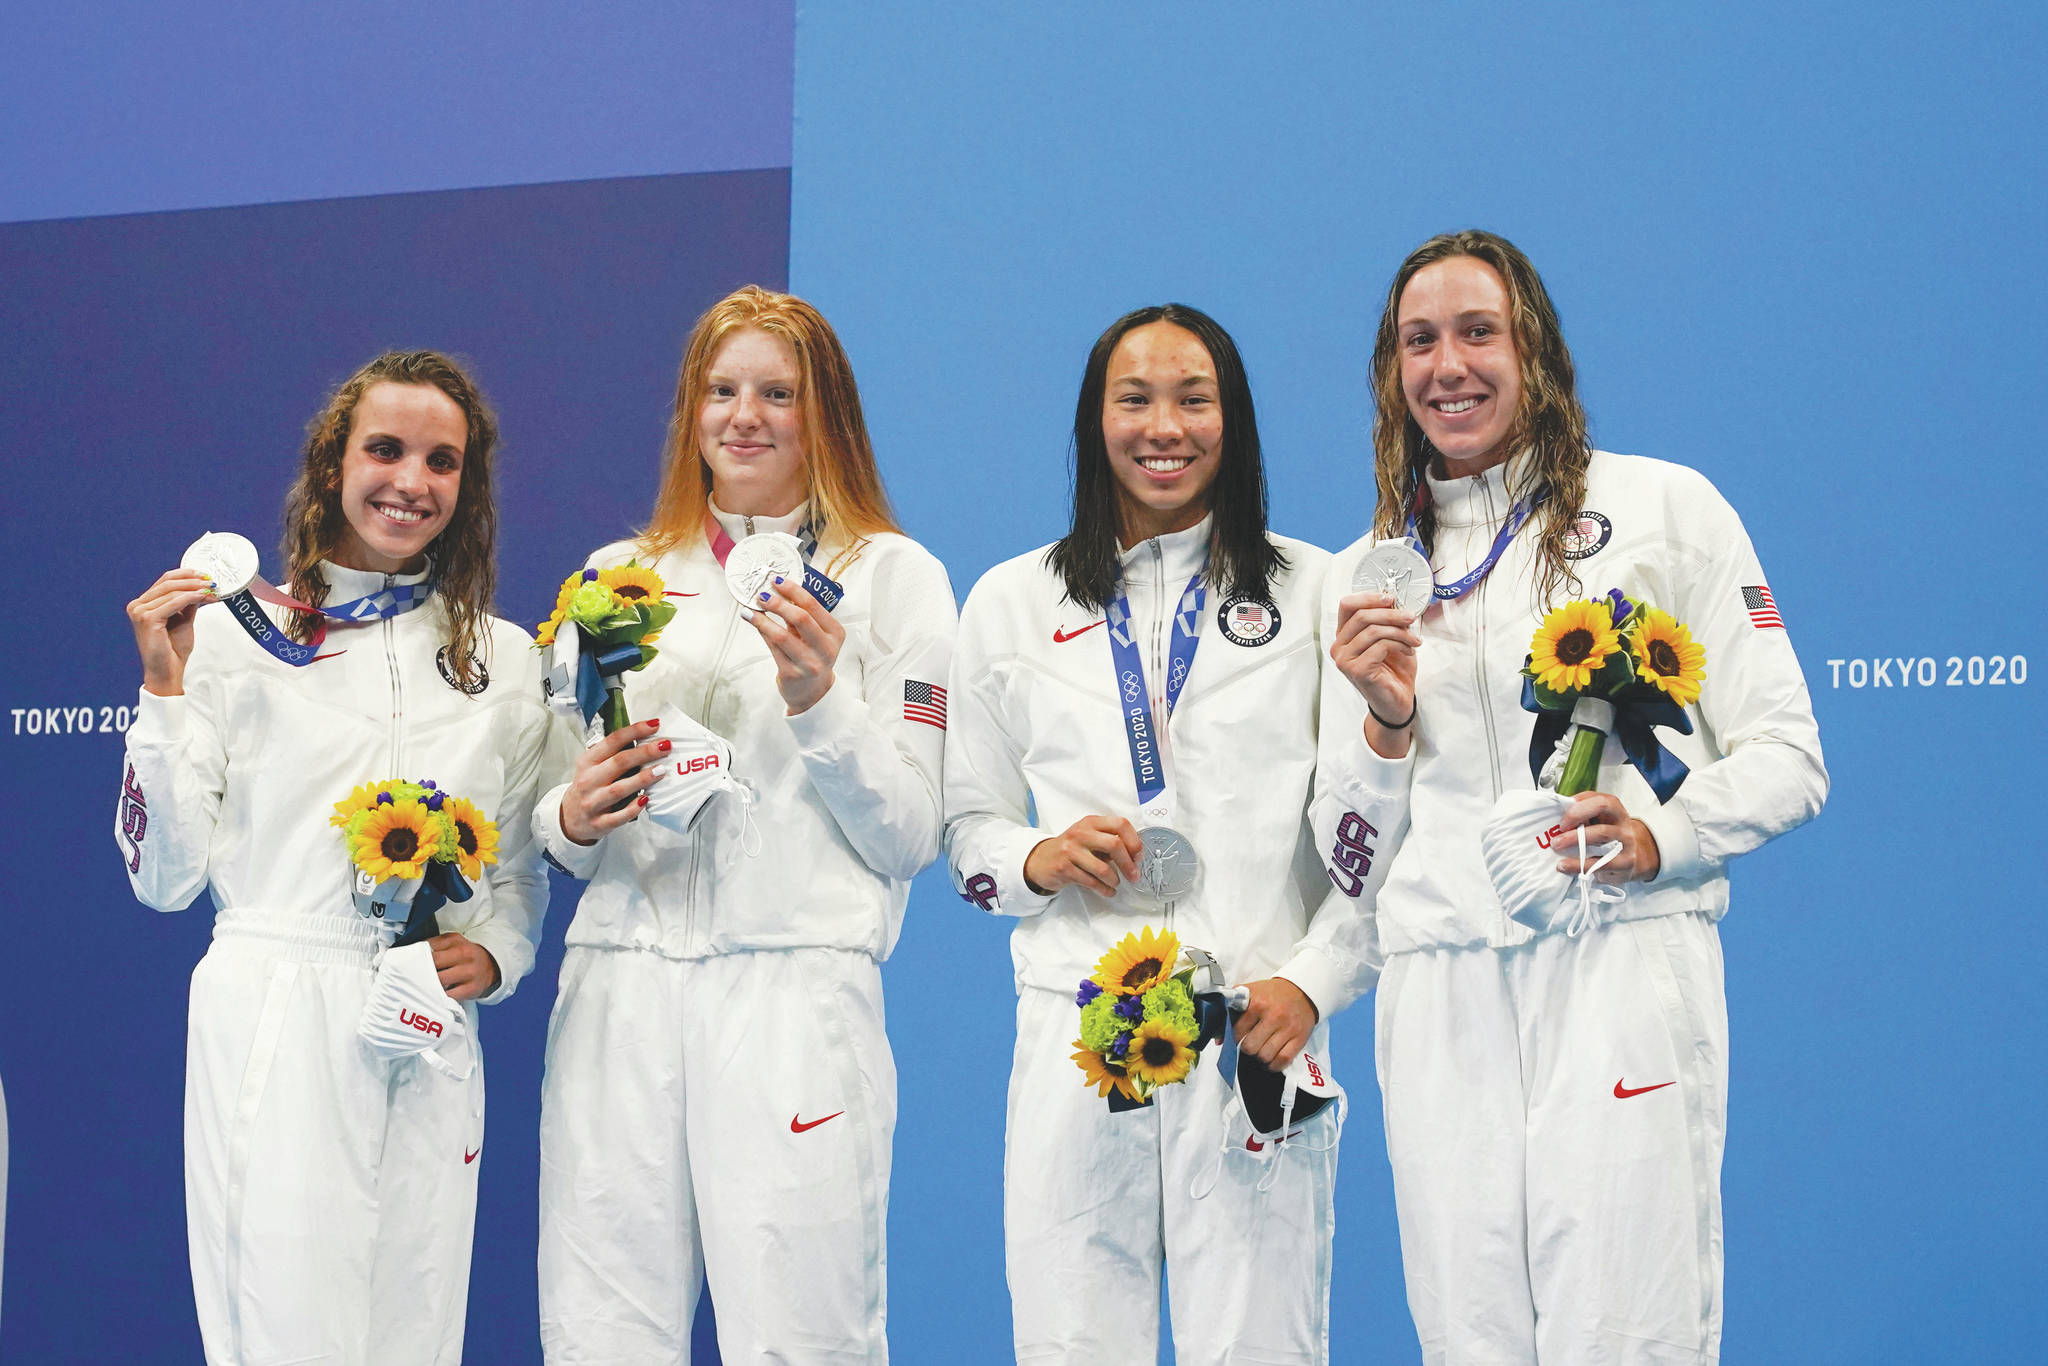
[358, 941, 473, 1079]
[639, 705, 759, 851]
[1479, 787, 1625, 939]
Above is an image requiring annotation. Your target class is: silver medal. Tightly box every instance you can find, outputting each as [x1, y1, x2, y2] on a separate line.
[181, 530, 260, 597]
[1135, 825, 1201, 900]
[1350, 539, 1435, 616]
[724, 533, 803, 608]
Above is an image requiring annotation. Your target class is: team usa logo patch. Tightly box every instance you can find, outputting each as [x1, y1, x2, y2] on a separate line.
[437, 646, 490, 695]
[904, 679, 948, 729]
[1561, 510, 1612, 560]
[1742, 585, 1784, 630]
[119, 764, 148, 873]
[1216, 594, 1281, 647]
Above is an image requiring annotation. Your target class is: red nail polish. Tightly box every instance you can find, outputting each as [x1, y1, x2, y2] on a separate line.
[658, 739, 672, 752]
[647, 718, 660, 731]
[637, 794, 649, 807]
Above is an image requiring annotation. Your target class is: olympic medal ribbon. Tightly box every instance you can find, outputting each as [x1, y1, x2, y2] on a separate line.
[1105, 571, 1206, 818]
[223, 575, 431, 668]
[1404, 489, 1548, 603]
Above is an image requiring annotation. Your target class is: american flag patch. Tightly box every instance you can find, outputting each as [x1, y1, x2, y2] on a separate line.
[904, 680, 948, 730]
[1742, 585, 1784, 630]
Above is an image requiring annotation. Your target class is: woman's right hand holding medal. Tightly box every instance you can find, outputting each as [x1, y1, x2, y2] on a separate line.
[559, 719, 670, 846]
[128, 568, 217, 697]
[1024, 815, 1144, 898]
[1331, 590, 1422, 759]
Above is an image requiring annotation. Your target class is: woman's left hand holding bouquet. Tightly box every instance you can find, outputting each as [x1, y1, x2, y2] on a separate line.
[1554, 790, 1660, 885]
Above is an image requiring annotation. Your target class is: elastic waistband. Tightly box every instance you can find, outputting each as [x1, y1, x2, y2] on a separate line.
[212, 906, 383, 967]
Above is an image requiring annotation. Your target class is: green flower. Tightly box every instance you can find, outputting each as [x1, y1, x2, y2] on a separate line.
[1142, 979, 1198, 1035]
[568, 580, 621, 628]
[1079, 994, 1127, 1054]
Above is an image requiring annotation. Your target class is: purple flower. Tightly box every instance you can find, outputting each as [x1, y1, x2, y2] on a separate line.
[1110, 1032, 1130, 1058]
[1075, 980, 1103, 1007]
[421, 779, 438, 790]
[582, 568, 600, 581]
[425, 791, 445, 811]
[1605, 588, 1634, 629]
[375, 791, 393, 805]
[1115, 995, 1145, 1022]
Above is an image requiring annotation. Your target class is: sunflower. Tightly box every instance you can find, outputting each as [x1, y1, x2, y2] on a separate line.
[1627, 608, 1707, 707]
[1528, 599, 1624, 694]
[535, 570, 586, 646]
[441, 796, 501, 881]
[1091, 926, 1182, 996]
[1124, 1018, 1198, 1089]
[330, 781, 388, 829]
[598, 563, 665, 604]
[348, 798, 443, 881]
[1071, 1039, 1142, 1102]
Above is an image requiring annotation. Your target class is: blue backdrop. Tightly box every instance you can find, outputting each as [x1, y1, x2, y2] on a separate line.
[5, 1, 2044, 1362]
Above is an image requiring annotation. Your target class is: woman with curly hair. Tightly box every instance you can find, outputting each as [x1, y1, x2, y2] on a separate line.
[119, 350, 554, 1365]
[1318, 231, 1828, 1363]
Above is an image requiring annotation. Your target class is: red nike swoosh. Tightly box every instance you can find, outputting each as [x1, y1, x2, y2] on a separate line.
[664, 590, 700, 597]
[1613, 1079, 1676, 1099]
[790, 1111, 844, 1133]
[310, 651, 347, 662]
[464, 1147, 481, 1164]
[1053, 620, 1106, 643]
[1245, 1128, 1305, 1152]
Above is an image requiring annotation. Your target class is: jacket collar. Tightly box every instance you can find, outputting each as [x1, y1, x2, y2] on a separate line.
[709, 498, 810, 544]
[317, 557, 432, 601]
[1118, 513, 1213, 587]
[1425, 450, 1533, 529]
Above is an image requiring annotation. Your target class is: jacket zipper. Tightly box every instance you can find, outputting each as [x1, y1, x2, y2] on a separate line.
[383, 574, 404, 775]
[681, 601, 745, 950]
[1464, 477, 1510, 937]
[1147, 538, 1174, 929]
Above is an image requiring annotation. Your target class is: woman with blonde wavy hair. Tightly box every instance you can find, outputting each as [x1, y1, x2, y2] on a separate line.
[118, 350, 555, 1365]
[1316, 231, 1828, 1363]
[534, 285, 956, 1363]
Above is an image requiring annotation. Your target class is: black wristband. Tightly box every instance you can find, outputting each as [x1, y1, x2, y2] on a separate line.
[1368, 697, 1416, 730]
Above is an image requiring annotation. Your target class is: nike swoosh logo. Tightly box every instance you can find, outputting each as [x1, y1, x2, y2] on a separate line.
[1053, 620, 1106, 643]
[464, 1147, 481, 1164]
[790, 1111, 845, 1134]
[1613, 1079, 1676, 1099]
[664, 590, 700, 597]
[1245, 1128, 1304, 1152]
[310, 651, 348, 663]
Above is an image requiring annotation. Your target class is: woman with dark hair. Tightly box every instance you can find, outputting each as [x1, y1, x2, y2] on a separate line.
[1318, 231, 1828, 1362]
[533, 286, 955, 1363]
[946, 304, 1373, 1363]
[118, 350, 554, 1365]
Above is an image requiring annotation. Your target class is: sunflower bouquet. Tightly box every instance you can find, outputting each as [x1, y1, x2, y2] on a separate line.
[332, 778, 500, 944]
[536, 562, 676, 734]
[1522, 589, 1706, 800]
[1071, 926, 1226, 1111]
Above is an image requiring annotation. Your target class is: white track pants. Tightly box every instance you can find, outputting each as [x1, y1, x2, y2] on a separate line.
[1377, 913, 1729, 1365]
[538, 946, 894, 1364]
[1005, 986, 1338, 1365]
[186, 917, 485, 1366]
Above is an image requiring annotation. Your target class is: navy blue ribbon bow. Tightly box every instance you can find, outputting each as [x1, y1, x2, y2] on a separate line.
[572, 643, 648, 723]
[1519, 677, 1694, 805]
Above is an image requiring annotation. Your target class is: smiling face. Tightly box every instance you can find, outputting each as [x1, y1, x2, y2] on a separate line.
[1101, 320, 1225, 545]
[330, 382, 467, 574]
[698, 326, 808, 518]
[1397, 255, 1524, 478]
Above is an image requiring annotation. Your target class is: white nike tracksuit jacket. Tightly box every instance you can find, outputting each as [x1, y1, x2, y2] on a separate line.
[532, 504, 955, 1365]
[945, 517, 1377, 1365]
[116, 561, 555, 1366]
[1313, 451, 1829, 1365]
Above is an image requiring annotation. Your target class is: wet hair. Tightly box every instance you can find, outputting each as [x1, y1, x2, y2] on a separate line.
[1046, 304, 1286, 611]
[1369, 229, 1592, 608]
[280, 350, 500, 689]
[639, 285, 899, 572]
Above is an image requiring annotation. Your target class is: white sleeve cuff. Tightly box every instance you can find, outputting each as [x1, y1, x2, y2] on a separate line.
[1275, 947, 1352, 1023]
[993, 826, 1056, 918]
[1638, 791, 1707, 883]
[531, 782, 606, 880]
[782, 675, 863, 756]
[1336, 730, 1414, 806]
[129, 686, 188, 744]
